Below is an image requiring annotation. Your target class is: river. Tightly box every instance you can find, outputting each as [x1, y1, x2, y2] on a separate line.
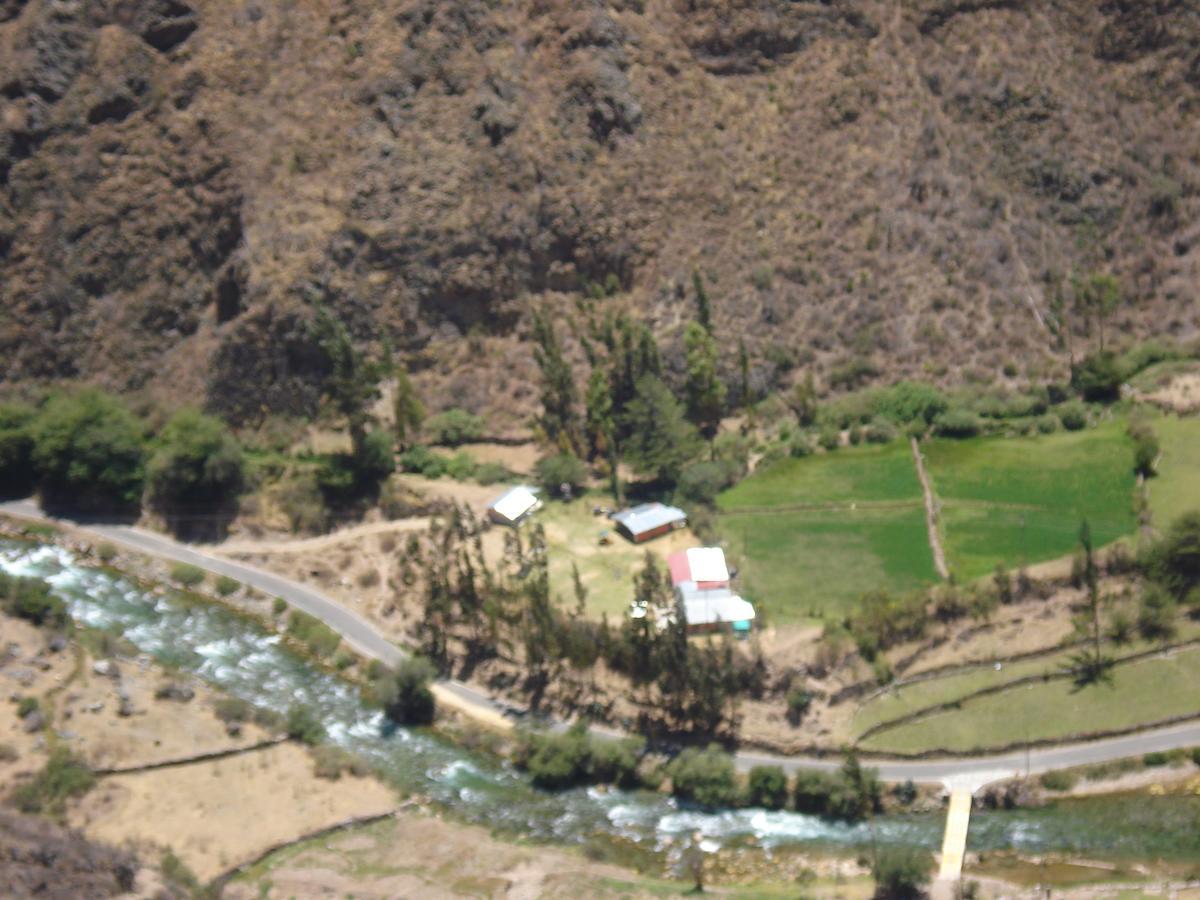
[3, 540, 1198, 866]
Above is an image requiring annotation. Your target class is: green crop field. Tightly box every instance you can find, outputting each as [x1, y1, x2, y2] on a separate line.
[924, 420, 1137, 579]
[1145, 414, 1200, 530]
[859, 645, 1200, 754]
[721, 505, 937, 624]
[717, 441, 922, 511]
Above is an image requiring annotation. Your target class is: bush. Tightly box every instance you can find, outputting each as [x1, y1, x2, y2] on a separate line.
[170, 563, 205, 588]
[667, 745, 740, 808]
[31, 390, 147, 515]
[0, 572, 68, 630]
[310, 744, 371, 780]
[793, 770, 839, 815]
[789, 433, 814, 457]
[377, 657, 436, 726]
[1143, 751, 1169, 767]
[277, 471, 327, 534]
[1039, 770, 1077, 792]
[0, 403, 37, 500]
[272, 597, 287, 616]
[12, 747, 96, 816]
[676, 459, 737, 507]
[818, 427, 841, 451]
[872, 847, 931, 900]
[1137, 585, 1177, 642]
[786, 687, 812, 725]
[145, 409, 245, 534]
[1129, 421, 1159, 478]
[213, 697, 252, 724]
[354, 429, 396, 484]
[588, 737, 644, 789]
[746, 765, 789, 810]
[215, 575, 239, 597]
[512, 723, 643, 791]
[0, 743, 17, 762]
[17, 696, 39, 719]
[1058, 401, 1088, 431]
[399, 445, 447, 479]
[1073, 352, 1122, 403]
[443, 451, 476, 481]
[285, 705, 326, 745]
[1142, 512, 1200, 602]
[287, 610, 341, 658]
[1035, 414, 1060, 434]
[535, 452, 588, 496]
[426, 408, 484, 445]
[473, 462, 513, 485]
[96, 542, 118, 563]
[874, 381, 949, 425]
[1192, 747, 1200, 767]
[893, 779, 918, 805]
[934, 408, 981, 439]
[863, 416, 897, 444]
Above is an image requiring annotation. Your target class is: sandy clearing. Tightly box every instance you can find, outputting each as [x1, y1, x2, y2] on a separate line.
[1144, 373, 1200, 413]
[72, 741, 397, 882]
[212, 516, 430, 555]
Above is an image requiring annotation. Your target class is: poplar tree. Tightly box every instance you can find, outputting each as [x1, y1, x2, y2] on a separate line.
[393, 366, 424, 450]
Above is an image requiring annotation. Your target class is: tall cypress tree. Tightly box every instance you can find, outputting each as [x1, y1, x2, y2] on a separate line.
[683, 322, 726, 441]
[532, 309, 582, 454]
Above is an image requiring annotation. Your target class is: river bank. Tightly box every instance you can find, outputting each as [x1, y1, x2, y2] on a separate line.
[2, 525, 1199, 896]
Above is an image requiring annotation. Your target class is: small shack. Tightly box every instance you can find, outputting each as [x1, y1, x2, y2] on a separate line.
[678, 583, 756, 635]
[611, 502, 687, 543]
[666, 547, 730, 590]
[487, 485, 542, 527]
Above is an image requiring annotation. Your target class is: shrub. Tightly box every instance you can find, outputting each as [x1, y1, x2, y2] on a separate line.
[333, 651, 355, 671]
[145, 409, 245, 533]
[818, 427, 841, 451]
[272, 597, 287, 616]
[16, 696, 39, 719]
[399, 445, 447, 479]
[12, 747, 96, 816]
[676, 459, 737, 507]
[789, 433, 814, 457]
[535, 452, 588, 496]
[96, 542, 118, 563]
[1143, 751, 1169, 767]
[1142, 512, 1200, 602]
[1035, 414, 1060, 434]
[786, 687, 812, 725]
[277, 471, 327, 534]
[863, 416, 897, 444]
[473, 462, 513, 485]
[0, 403, 37, 500]
[213, 697, 252, 723]
[667, 745, 740, 808]
[0, 572, 68, 630]
[170, 563, 205, 588]
[31, 390, 147, 515]
[1129, 422, 1159, 478]
[310, 744, 371, 780]
[934, 408, 981, 439]
[426, 408, 484, 445]
[1039, 770, 1077, 792]
[872, 846, 932, 900]
[1072, 352, 1122, 403]
[1192, 747, 1200, 767]
[287, 610, 341, 658]
[746, 765, 789, 810]
[377, 657, 436, 726]
[286, 705, 326, 745]
[215, 575, 239, 597]
[793, 770, 839, 815]
[893, 779, 918, 805]
[588, 737, 644, 789]
[354, 429, 396, 484]
[1058, 401, 1088, 431]
[1137, 585, 1177, 642]
[517, 725, 593, 790]
[873, 381, 949, 425]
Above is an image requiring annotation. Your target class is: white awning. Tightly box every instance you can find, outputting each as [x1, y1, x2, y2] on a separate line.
[489, 485, 541, 523]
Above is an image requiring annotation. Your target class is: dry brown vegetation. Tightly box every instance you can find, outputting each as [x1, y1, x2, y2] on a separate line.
[1, 1, 1198, 422]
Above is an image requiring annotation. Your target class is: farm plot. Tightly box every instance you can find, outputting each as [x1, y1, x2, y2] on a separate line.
[923, 421, 1137, 580]
[1145, 414, 1200, 530]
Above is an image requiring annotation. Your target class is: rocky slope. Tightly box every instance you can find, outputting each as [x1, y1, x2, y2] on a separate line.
[1, 0, 1198, 423]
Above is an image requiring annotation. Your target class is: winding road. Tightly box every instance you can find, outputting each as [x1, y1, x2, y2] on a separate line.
[5, 498, 1200, 787]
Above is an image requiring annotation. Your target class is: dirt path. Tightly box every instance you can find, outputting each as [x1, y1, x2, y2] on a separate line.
[911, 437, 950, 580]
[211, 517, 430, 555]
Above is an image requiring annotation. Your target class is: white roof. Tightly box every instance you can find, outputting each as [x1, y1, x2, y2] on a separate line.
[612, 502, 687, 535]
[686, 547, 729, 583]
[682, 588, 756, 627]
[489, 485, 540, 522]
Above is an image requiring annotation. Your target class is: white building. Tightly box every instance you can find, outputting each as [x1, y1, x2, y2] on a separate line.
[487, 485, 542, 526]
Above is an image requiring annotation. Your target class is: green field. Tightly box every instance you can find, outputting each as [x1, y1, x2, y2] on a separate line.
[859, 645, 1200, 754]
[722, 505, 937, 624]
[717, 441, 922, 510]
[924, 420, 1137, 579]
[1145, 414, 1200, 529]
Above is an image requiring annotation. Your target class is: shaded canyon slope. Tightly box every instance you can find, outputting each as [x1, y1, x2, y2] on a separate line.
[1, 0, 1198, 423]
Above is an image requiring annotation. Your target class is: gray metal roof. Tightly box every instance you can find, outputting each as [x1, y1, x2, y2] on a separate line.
[611, 502, 687, 535]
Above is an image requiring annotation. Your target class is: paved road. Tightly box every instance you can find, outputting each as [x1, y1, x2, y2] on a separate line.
[6, 498, 1200, 786]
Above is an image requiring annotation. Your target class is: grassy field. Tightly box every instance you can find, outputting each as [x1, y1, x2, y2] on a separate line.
[722, 505, 937, 624]
[1145, 414, 1200, 529]
[718, 441, 921, 511]
[924, 420, 1137, 579]
[859, 645, 1200, 754]
[538, 497, 694, 619]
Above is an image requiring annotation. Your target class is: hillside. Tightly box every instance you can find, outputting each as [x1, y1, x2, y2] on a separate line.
[1, 0, 1198, 426]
